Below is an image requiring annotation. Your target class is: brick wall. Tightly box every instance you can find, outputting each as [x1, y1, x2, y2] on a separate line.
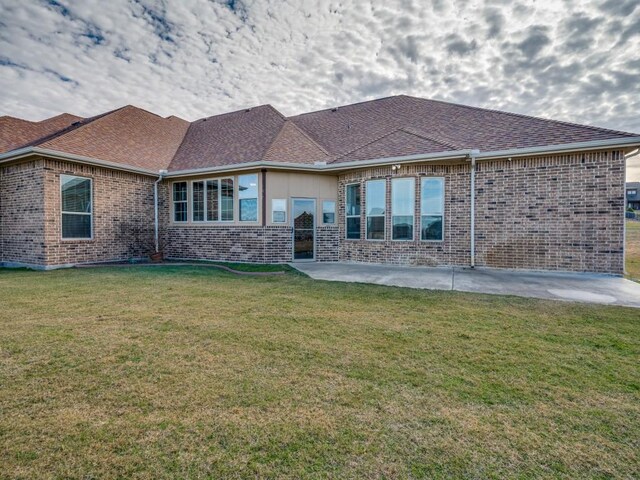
[41, 159, 157, 266]
[336, 150, 625, 273]
[164, 224, 293, 263]
[338, 163, 471, 266]
[475, 150, 625, 274]
[0, 159, 47, 266]
[316, 226, 340, 262]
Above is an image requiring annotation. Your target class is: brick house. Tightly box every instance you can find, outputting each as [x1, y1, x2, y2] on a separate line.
[1, 95, 639, 273]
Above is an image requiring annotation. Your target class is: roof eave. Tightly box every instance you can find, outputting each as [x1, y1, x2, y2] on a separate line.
[0, 147, 161, 176]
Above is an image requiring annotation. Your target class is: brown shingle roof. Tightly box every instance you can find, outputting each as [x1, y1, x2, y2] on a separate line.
[2, 95, 638, 173]
[290, 95, 638, 164]
[0, 113, 83, 153]
[38, 106, 189, 171]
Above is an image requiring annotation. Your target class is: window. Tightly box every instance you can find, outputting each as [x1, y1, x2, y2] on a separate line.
[628, 189, 637, 196]
[221, 178, 234, 221]
[61, 175, 92, 239]
[173, 182, 188, 222]
[189, 178, 233, 222]
[392, 178, 414, 240]
[421, 177, 444, 241]
[366, 179, 385, 240]
[206, 180, 219, 221]
[238, 174, 258, 222]
[192, 181, 205, 221]
[322, 200, 336, 224]
[272, 199, 287, 223]
[345, 184, 361, 239]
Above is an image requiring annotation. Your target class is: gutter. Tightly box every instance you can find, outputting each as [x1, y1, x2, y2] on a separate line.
[1, 137, 639, 178]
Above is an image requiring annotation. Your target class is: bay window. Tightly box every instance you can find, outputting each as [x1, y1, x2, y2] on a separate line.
[392, 177, 414, 240]
[61, 175, 92, 239]
[345, 183, 361, 239]
[221, 178, 234, 221]
[366, 179, 385, 240]
[421, 177, 444, 241]
[192, 181, 205, 221]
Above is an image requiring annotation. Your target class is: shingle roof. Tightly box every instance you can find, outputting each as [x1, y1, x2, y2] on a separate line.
[15, 106, 189, 171]
[2, 95, 638, 173]
[290, 95, 638, 164]
[0, 113, 83, 153]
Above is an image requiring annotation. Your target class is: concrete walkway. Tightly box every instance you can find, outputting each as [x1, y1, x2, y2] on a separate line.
[290, 263, 640, 308]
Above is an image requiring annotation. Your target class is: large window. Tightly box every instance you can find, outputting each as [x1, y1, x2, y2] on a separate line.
[61, 175, 92, 239]
[238, 174, 258, 222]
[392, 178, 414, 240]
[345, 183, 361, 239]
[185, 178, 234, 222]
[322, 200, 336, 224]
[421, 177, 444, 241]
[366, 179, 385, 240]
[173, 182, 188, 222]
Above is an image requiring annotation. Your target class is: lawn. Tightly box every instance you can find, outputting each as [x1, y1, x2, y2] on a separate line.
[626, 220, 640, 281]
[0, 267, 639, 479]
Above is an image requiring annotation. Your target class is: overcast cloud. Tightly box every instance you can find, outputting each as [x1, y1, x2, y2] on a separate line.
[1, 0, 639, 177]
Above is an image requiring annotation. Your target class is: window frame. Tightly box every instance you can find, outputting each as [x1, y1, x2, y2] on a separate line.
[365, 179, 386, 241]
[345, 183, 361, 240]
[60, 174, 93, 240]
[172, 181, 188, 223]
[238, 173, 259, 223]
[322, 200, 336, 225]
[178, 177, 236, 224]
[271, 198, 287, 224]
[391, 177, 415, 241]
[420, 177, 445, 242]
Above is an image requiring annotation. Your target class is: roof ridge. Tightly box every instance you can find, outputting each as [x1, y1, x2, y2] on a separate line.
[331, 127, 407, 163]
[31, 106, 128, 150]
[285, 120, 330, 155]
[399, 127, 462, 150]
[291, 95, 402, 118]
[401, 95, 639, 137]
[196, 103, 283, 122]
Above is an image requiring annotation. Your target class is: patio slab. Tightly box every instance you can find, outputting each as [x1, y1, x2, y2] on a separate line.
[290, 262, 640, 308]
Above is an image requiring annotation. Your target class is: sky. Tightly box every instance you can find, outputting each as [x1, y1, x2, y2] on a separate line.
[1, 0, 639, 178]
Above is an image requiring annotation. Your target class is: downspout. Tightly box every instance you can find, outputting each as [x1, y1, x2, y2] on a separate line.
[261, 168, 267, 226]
[469, 150, 480, 268]
[154, 170, 167, 253]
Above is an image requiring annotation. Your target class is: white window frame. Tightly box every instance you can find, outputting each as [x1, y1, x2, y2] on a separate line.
[322, 200, 336, 225]
[60, 174, 93, 240]
[391, 177, 415, 241]
[272, 198, 287, 223]
[184, 177, 234, 223]
[365, 179, 386, 241]
[238, 173, 259, 222]
[191, 180, 206, 222]
[345, 183, 361, 240]
[420, 177, 445, 242]
[172, 181, 188, 223]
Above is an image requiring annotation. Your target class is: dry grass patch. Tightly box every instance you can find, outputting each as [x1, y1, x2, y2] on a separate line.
[0, 266, 639, 479]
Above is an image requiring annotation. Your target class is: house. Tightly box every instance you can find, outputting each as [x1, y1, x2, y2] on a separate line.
[1, 95, 639, 274]
[627, 182, 640, 210]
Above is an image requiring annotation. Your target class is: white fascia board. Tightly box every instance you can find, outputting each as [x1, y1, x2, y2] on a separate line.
[475, 137, 640, 160]
[0, 147, 160, 176]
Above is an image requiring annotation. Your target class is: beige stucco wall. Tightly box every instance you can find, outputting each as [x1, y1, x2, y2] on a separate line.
[265, 171, 338, 226]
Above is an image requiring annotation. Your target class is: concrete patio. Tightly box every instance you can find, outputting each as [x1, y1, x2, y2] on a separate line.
[291, 263, 640, 308]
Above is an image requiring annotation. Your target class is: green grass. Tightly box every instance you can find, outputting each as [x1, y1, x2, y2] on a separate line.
[0, 267, 639, 479]
[626, 220, 640, 281]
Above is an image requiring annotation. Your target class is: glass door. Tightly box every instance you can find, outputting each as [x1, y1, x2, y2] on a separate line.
[292, 198, 315, 261]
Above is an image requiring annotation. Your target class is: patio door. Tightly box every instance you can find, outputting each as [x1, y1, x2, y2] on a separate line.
[292, 198, 315, 261]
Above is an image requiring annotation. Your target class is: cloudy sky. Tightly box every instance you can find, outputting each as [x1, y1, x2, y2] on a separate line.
[1, 0, 639, 177]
